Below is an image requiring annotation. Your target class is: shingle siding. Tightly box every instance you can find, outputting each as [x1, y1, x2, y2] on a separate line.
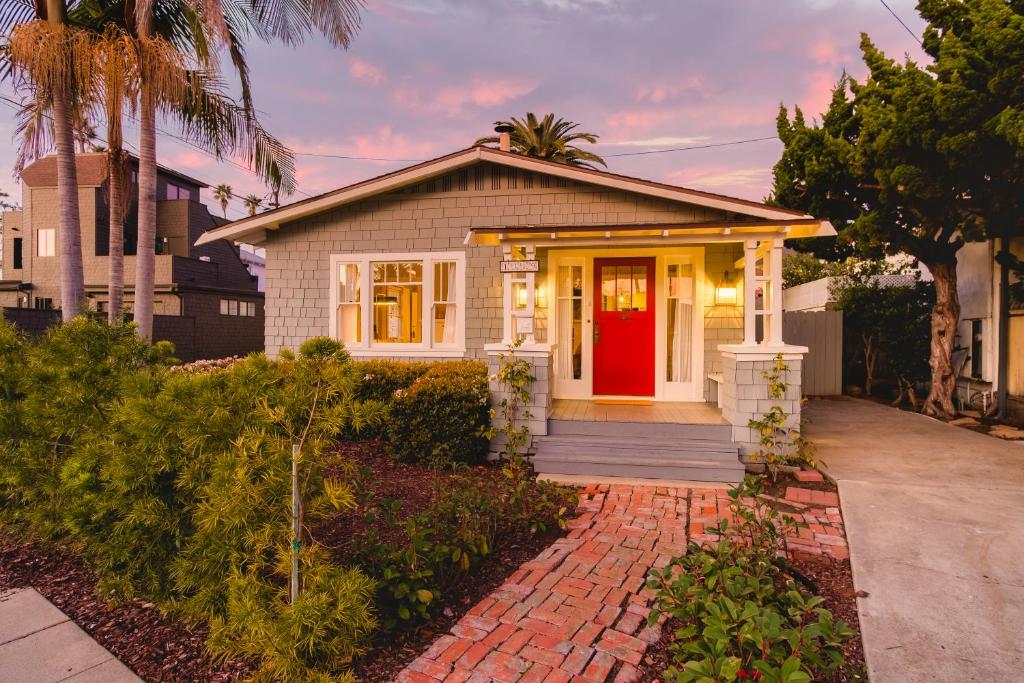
[265, 162, 729, 357]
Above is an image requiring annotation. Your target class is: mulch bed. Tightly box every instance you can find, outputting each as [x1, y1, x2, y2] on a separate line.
[638, 473, 866, 682]
[0, 530, 254, 682]
[315, 444, 570, 683]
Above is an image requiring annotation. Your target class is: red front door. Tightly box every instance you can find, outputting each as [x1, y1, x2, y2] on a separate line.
[593, 257, 655, 396]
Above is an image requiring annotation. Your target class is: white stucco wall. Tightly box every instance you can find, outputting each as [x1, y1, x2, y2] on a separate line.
[955, 241, 996, 383]
[782, 277, 831, 312]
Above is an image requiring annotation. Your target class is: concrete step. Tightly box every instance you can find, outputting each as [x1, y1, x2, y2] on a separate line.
[547, 418, 731, 441]
[535, 435, 740, 463]
[531, 450, 745, 483]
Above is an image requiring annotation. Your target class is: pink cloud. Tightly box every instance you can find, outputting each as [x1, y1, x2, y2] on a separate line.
[391, 77, 538, 116]
[605, 109, 677, 137]
[635, 76, 714, 104]
[349, 57, 387, 86]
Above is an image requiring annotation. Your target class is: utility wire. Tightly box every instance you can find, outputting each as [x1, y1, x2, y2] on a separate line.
[602, 136, 778, 158]
[879, 0, 924, 47]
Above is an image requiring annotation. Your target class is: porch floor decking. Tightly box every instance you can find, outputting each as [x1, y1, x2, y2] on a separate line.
[550, 399, 726, 425]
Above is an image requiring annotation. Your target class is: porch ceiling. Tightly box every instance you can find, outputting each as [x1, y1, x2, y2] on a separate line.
[465, 218, 833, 247]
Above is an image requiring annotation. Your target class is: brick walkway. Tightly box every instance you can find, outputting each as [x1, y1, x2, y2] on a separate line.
[398, 482, 847, 682]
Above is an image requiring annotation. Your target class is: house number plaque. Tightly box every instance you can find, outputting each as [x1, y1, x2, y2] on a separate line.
[500, 259, 540, 273]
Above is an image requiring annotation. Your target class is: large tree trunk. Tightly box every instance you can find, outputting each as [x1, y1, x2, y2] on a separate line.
[47, 1, 84, 321]
[922, 260, 961, 418]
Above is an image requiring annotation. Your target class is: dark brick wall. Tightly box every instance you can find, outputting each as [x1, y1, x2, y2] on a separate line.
[179, 291, 264, 361]
[4, 299, 264, 363]
[2, 307, 62, 336]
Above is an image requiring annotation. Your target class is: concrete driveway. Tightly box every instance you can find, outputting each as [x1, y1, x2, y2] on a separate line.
[804, 398, 1024, 683]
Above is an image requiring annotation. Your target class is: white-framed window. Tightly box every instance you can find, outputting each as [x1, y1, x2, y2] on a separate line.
[329, 251, 466, 356]
[220, 298, 257, 316]
[37, 228, 55, 257]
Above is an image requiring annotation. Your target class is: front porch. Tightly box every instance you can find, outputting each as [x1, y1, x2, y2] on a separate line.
[550, 398, 725, 425]
[473, 218, 830, 481]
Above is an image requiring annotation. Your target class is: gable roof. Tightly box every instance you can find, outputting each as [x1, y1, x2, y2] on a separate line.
[196, 146, 825, 246]
[20, 153, 209, 189]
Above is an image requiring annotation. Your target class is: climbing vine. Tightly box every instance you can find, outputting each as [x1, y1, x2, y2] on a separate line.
[747, 353, 816, 479]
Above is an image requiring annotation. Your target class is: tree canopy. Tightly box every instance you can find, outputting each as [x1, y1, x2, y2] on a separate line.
[770, 0, 1024, 417]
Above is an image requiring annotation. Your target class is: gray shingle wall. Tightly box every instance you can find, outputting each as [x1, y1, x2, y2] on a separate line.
[264, 162, 729, 358]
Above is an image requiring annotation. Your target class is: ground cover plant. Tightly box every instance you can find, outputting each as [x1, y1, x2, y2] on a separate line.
[647, 476, 854, 682]
[0, 318, 573, 682]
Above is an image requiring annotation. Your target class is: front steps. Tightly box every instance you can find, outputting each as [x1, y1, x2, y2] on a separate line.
[532, 418, 744, 483]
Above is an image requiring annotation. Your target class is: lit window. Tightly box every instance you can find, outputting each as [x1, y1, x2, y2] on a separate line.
[330, 252, 465, 355]
[432, 261, 457, 346]
[37, 229, 55, 257]
[372, 261, 423, 344]
[220, 299, 229, 315]
[337, 263, 361, 343]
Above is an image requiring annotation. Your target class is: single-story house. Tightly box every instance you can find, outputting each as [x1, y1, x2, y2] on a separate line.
[196, 140, 834, 481]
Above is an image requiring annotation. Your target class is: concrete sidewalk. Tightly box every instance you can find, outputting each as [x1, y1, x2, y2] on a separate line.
[0, 588, 140, 683]
[805, 397, 1024, 683]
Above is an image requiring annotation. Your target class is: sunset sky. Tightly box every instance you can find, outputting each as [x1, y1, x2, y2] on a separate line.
[0, 0, 930, 220]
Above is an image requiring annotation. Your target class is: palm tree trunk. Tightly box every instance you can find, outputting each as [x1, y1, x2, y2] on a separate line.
[133, 16, 157, 341]
[107, 143, 125, 324]
[47, 0, 84, 321]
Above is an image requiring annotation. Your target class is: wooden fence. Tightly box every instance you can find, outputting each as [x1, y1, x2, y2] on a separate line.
[784, 310, 843, 396]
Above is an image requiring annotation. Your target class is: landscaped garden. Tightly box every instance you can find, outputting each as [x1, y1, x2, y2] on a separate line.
[0, 318, 864, 682]
[0, 318, 574, 682]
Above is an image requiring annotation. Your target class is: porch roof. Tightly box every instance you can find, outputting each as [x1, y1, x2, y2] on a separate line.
[464, 217, 834, 247]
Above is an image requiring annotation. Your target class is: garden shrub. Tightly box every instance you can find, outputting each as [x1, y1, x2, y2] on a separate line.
[352, 359, 431, 404]
[648, 476, 852, 682]
[0, 318, 163, 535]
[386, 360, 490, 466]
[354, 466, 573, 629]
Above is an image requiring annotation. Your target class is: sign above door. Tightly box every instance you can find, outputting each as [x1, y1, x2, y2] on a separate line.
[500, 259, 540, 273]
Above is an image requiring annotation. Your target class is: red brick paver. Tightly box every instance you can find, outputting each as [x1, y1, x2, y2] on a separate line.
[398, 481, 846, 682]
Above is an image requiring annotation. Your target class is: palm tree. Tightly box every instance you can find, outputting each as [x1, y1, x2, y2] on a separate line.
[3, 4, 93, 320]
[475, 113, 606, 169]
[242, 193, 262, 216]
[212, 183, 233, 218]
[129, 0, 361, 341]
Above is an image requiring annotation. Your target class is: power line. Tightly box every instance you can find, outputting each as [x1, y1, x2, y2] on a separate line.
[296, 151, 424, 162]
[602, 136, 778, 158]
[879, 0, 924, 47]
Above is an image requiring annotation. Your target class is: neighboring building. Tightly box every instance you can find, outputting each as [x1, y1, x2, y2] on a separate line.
[0, 153, 264, 361]
[955, 238, 1024, 421]
[197, 144, 834, 480]
[238, 245, 266, 291]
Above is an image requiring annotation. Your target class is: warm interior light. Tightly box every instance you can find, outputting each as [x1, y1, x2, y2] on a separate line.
[373, 294, 398, 306]
[715, 269, 738, 306]
[715, 286, 738, 305]
[516, 285, 528, 307]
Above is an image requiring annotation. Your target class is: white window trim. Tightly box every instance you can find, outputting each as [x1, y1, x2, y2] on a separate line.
[329, 251, 467, 358]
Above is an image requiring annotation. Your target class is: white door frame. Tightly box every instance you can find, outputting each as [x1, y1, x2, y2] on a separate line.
[547, 246, 705, 402]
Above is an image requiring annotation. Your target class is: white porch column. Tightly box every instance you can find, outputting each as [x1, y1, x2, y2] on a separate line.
[768, 238, 784, 344]
[743, 239, 758, 345]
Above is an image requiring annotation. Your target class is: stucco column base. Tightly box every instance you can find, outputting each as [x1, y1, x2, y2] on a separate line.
[717, 344, 807, 455]
[485, 343, 552, 458]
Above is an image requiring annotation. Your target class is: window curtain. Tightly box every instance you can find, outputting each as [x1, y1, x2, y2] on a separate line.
[670, 300, 693, 382]
[440, 263, 457, 344]
[557, 297, 574, 379]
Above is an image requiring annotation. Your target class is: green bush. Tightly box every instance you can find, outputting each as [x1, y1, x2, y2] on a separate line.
[386, 361, 491, 466]
[0, 317, 158, 534]
[352, 359, 431, 404]
[354, 467, 573, 629]
[648, 477, 852, 682]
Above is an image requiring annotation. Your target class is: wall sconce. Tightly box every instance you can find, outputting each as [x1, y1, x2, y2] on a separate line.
[514, 282, 528, 308]
[715, 269, 738, 306]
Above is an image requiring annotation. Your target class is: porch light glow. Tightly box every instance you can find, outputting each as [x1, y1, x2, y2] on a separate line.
[715, 270, 738, 306]
[515, 284, 528, 307]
